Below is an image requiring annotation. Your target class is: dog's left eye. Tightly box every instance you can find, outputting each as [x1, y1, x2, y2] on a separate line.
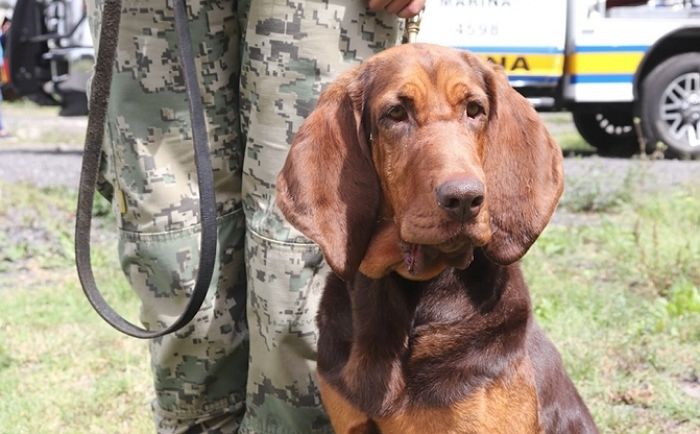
[465, 101, 484, 119]
[387, 105, 408, 122]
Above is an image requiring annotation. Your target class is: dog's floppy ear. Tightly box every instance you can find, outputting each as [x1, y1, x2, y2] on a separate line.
[472, 56, 564, 264]
[276, 68, 380, 280]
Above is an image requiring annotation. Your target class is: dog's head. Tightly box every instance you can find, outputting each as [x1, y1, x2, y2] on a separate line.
[277, 44, 563, 281]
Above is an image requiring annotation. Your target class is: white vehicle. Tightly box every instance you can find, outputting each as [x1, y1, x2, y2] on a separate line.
[8, 0, 93, 116]
[418, 0, 700, 157]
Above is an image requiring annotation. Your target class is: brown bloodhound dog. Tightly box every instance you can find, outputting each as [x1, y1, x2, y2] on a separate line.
[277, 43, 599, 434]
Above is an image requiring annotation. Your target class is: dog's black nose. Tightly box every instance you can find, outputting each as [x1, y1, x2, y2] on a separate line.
[436, 178, 485, 221]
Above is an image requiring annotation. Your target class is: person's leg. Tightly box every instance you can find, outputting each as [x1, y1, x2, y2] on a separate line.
[239, 2, 404, 432]
[0, 86, 6, 135]
[85, 1, 248, 432]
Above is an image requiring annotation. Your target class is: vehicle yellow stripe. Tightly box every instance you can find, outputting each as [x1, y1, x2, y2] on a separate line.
[566, 52, 644, 75]
[476, 53, 565, 77]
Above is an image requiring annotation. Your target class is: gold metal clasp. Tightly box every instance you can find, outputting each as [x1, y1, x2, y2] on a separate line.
[405, 11, 423, 44]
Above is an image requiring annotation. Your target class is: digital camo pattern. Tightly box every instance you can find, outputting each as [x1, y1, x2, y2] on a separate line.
[241, 0, 404, 242]
[137, 211, 249, 433]
[239, 1, 402, 432]
[86, 1, 249, 432]
[86, 0, 402, 432]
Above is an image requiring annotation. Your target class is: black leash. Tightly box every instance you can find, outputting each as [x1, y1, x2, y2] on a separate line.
[75, 0, 217, 338]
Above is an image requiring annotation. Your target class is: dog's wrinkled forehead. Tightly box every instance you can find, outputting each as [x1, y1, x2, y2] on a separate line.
[358, 45, 492, 119]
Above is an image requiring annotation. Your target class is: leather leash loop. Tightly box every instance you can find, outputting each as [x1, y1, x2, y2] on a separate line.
[75, 0, 217, 338]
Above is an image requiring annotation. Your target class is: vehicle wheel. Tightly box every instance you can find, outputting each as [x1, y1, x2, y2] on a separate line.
[572, 110, 639, 156]
[58, 91, 89, 117]
[641, 53, 700, 158]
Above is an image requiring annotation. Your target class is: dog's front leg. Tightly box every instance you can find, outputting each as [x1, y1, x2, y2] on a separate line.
[318, 375, 380, 434]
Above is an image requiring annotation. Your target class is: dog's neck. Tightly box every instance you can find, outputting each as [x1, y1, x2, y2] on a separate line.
[317, 249, 533, 418]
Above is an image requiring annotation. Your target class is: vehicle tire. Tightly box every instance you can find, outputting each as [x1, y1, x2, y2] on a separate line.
[640, 53, 700, 159]
[58, 91, 89, 117]
[572, 110, 639, 156]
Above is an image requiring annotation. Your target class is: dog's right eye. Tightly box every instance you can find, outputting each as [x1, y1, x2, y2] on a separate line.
[465, 101, 484, 119]
[387, 105, 408, 122]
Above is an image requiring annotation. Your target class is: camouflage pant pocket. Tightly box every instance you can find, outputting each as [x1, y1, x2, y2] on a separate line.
[239, 229, 333, 434]
[119, 209, 249, 423]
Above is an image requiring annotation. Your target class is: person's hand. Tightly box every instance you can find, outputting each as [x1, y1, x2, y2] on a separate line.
[368, 0, 424, 19]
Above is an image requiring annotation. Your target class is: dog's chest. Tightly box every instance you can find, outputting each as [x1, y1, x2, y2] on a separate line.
[318, 269, 530, 416]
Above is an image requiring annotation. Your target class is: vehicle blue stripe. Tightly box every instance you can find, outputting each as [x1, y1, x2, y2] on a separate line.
[455, 46, 563, 54]
[574, 45, 648, 53]
[507, 75, 560, 83]
[453, 45, 648, 54]
[569, 74, 634, 84]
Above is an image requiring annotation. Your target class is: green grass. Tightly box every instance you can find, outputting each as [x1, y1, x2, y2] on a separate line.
[1, 144, 699, 432]
[557, 131, 597, 154]
[542, 112, 597, 154]
[524, 186, 700, 433]
[0, 182, 152, 434]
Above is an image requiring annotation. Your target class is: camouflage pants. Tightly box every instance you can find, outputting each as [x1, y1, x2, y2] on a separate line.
[86, 0, 402, 433]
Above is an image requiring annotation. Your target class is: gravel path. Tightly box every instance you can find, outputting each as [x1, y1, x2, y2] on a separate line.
[0, 106, 698, 192]
[563, 157, 700, 194]
[1, 150, 698, 193]
[0, 149, 84, 188]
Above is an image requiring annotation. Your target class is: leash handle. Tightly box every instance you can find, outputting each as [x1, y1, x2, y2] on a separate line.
[75, 0, 217, 338]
